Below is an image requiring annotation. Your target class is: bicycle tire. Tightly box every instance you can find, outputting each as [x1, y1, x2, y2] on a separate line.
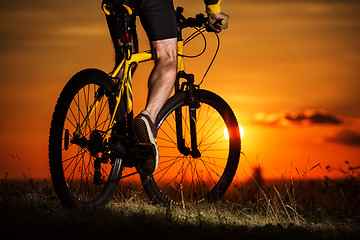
[49, 68, 122, 208]
[141, 89, 241, 204]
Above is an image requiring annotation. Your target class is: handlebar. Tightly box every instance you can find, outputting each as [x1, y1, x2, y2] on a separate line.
[176, 7, 225, 33]
[103, 5, 225, 33]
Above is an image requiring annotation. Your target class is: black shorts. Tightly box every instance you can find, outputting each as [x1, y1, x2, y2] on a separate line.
[105, 0, 177, 42]
[135, 0, 177, 41]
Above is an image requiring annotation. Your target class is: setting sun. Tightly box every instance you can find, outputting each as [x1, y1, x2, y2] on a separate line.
[224, 125, 245, 140]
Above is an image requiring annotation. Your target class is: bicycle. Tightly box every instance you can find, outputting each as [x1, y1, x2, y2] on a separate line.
[48, 4, 241, 208]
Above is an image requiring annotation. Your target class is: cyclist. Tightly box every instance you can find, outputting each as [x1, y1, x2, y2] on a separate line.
[102, 0, 229, 173]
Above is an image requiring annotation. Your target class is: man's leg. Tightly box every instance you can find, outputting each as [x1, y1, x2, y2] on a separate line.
[145, 37, 178, 123]
[132, 0, 177, 173]
[132, 37, 177, 173]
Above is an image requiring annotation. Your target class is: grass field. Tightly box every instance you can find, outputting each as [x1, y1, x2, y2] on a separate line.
[1, 167, 359, 240]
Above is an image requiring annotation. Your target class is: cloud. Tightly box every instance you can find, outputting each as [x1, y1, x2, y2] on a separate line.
[286, 111, 342, 125]
[252, 109, 343, 127]
[325, 129, 360, 146]
[252, 109, 360, 147]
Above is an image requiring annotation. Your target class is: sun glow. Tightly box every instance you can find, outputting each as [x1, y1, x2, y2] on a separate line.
[224, 125, 244, 140]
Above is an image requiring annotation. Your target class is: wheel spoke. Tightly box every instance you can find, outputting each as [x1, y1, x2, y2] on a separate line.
[49, 73, 122, 207]
[147, 91, 240, 204]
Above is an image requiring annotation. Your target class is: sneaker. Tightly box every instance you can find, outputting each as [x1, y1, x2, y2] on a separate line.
[132, 110, 159, 173]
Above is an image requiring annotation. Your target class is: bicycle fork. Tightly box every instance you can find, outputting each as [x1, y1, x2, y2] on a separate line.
[175, 71, 201, 158]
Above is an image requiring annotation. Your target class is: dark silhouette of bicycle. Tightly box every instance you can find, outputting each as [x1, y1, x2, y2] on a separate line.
[49, 5, 241, 208]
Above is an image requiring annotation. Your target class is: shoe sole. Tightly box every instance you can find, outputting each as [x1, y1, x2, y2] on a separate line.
[132, 115, 159, 172]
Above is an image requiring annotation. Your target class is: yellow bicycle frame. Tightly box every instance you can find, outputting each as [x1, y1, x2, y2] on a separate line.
[74, 40, 186, 143]
[73, 3, 187, 142]
[104, 50, 152, 142]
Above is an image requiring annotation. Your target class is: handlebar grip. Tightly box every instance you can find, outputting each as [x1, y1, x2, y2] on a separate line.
[215, 19, 227, 26]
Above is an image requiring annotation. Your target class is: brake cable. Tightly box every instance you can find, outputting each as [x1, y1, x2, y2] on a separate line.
[181, 27, 221, 86]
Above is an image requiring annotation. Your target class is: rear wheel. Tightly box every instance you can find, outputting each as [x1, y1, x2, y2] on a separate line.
[141, 90, 241, 204]
[49, 69, 122, 208]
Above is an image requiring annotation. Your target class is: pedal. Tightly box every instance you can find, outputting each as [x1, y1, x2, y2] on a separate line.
[134, 142, 156, 161]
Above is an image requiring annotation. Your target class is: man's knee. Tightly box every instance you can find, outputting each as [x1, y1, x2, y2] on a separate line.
[151, 38, 177, 64]
[158, 54, 177, 69]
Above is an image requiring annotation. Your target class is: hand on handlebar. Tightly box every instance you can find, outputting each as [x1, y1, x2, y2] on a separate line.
[207, 12, 229, 32]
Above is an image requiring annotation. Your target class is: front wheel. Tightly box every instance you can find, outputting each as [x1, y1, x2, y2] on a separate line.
[49, 69, 122, 208]
[141, 90, 241, 205]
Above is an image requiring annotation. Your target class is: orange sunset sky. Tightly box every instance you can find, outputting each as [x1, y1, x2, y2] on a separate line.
[0, 0, 359, 180]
